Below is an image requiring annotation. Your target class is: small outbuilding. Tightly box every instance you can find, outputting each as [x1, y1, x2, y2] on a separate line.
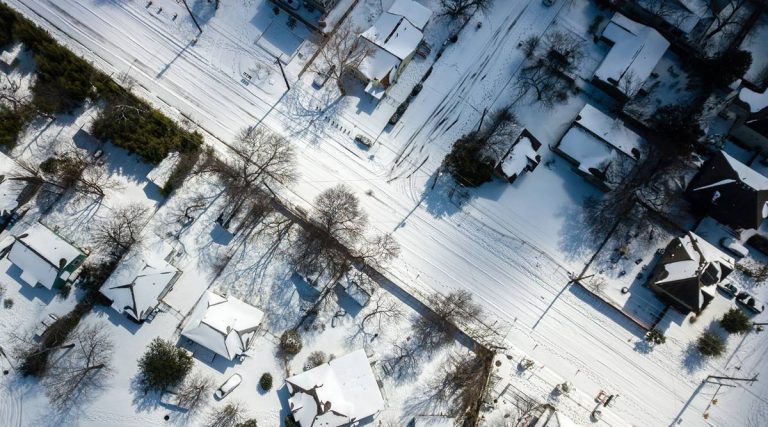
[286, 349, 384, 426]
[494, 129, 542, 184]
[181, 291, 265, 360]
[8, 222, 86, 289]
[100, 239, 180, 322]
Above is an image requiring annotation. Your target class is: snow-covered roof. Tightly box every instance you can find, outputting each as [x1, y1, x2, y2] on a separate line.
[657, 232, 734, 286]
[358, 41, 401, 82]
[559, 126, 619, 174]
[0, 43, 23, 67]
[388, 0, 432, 30]
[719, 150, 768, 191]
[182, 291, 264, 360]
[533, 407, 580, 427]
[500, 136, 539, 178]
[8, 222, 84, 289]
[146, 152, 180, 188]
[100, 239, 178, 321]
[595, 13, 670, 97]
[575, 104, 643, 159]
[362, 13, 423, 60]
[286, 349, 384, 426]
[738, 87, 768, 114]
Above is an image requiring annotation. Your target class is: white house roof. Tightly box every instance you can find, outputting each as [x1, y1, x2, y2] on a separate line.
[559, 126, 619, 173]
[739, 87, 768, 114]
[358, 41, 401, 82]
[286, 349, 384, 426]
[182, 291, 265, 360]
[500, 136, 538, 178]
[595, 13, 670, 97]
[575, 104, 643, 159]
[657, 232, 735, 286]
[388, 0, 432, 30]
[362, 13, 423, 60]
[8, 222, 83, 289]
[100, 239, 178, 321]
[720, 150, 768, 190]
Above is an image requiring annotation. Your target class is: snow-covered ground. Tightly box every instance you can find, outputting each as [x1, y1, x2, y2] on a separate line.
[1, 0, 768, 425]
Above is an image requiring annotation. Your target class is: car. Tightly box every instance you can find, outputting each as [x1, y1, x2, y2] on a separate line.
[354, 134, 374, 148]
[214, 373, 242, 400]
[312, 65, 335, 89]
[720, 237, 749, 258]
[717, 280, 738, 297]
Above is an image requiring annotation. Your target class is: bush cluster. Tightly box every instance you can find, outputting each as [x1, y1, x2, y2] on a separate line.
[138, 338, 193, 391]
[259, 372, 273, 391]
[720, 308, 752, 335]
[279, 330, 303, 356]
[697, 331, 725, 358]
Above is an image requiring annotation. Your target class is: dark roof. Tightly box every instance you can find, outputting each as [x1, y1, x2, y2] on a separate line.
[686, 151, 768, 230]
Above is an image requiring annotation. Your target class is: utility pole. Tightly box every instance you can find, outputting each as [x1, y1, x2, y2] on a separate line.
[704, 373, 759, 384]
[181, 0, 203, 35]
[275, 56, 290, 91]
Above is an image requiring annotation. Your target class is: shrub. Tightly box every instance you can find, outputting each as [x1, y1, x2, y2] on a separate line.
[279, 330, 302, 356]
[284, 415, 300, 427]
[305, 351, 327, 370]
[0, 107, 26, 148]
[697, 331, 725, 358]
[645, 328, 666, 345]
[0, 4, 18, 47]
[138, 338, 193, 391]
[57, 283, 71, 299]
[444, 132, 495, 187]
[696, 49, 752, 89]
[720, 308, 752, 335]
[3, 298, 13, 309]
[259, 372, 273, 391]
[237, 420, 258, 427]
[91, 101, 202, 164]
[161, 147, 203, 196]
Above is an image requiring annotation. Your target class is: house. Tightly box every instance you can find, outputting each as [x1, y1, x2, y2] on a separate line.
[494, 129, 543, 184]
[337, 265, 375, 307]
[357, 0, 432, 99]
[7, 222, 86, 289]
[729, 87, 768, 151]
[649, 232, 735, 314]
[181, 291, 265, 360]
[593, 13, 670, 99]
[100, 239, 180, 322]
[686, 150, 768, 230]
[553, 104, 643, 190]
[286, 349, 384, 426]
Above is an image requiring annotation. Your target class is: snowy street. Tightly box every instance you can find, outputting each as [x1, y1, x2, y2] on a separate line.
[4, 0, 767, 425]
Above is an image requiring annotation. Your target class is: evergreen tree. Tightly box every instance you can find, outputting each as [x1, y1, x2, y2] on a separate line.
[138, 338, 193, 391]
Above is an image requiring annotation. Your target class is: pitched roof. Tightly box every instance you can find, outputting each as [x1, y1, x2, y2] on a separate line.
[595, 13, 670, 97]
[388, 0, 432, 30]
[8, 222, 83, 289]
[286, 349, 384, 426]
[182, 291, 264, 360]
[100, 239, 178, 321]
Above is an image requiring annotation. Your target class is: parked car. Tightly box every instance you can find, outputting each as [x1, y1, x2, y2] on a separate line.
[312, 65, 335, 89]
[720, 237, 749, 258]
[736, 293, 764, 314]
[214, 374, 242, 399]
[354, 134, 373, 148]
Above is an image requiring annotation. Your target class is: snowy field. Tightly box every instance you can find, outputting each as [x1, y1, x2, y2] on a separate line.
[1, 0, 767, 426]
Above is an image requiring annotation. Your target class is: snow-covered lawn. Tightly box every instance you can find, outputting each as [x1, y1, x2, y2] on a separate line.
[2, 0, 768, 425]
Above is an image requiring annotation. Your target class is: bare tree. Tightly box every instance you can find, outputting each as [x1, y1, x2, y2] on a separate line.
[413, 290, 483, 348]
[426, 351, 492, 422]
[313, 20, 375, 90]
[0, 74, 30, 113]
[640, 0, 689, 29]
[12, 149, 119, 201]
[356, 232, 400, 268]
[206, 127, 295, 228]
[206, 402, 246, 427]
[359, 293, 403, 338]
[91, 203, 149, 259]
[43, 323, 114, 411]
[439, 0, 493, 19]
[700, 0, 751, 45]
[515, 31, 583, 107]
[175, 371, 215, 412]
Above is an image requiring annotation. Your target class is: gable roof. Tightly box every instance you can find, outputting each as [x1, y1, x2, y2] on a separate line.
[574, 104, 643, 159]
[388, 0, 431, 30]
[8, 222, 84, 289]
[595, 13, 670, 97]
[652, 232, 734, 312]
[182, 291, 264, 360]
[100, 239, 178, 321]
[286, 349, 384, 426]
